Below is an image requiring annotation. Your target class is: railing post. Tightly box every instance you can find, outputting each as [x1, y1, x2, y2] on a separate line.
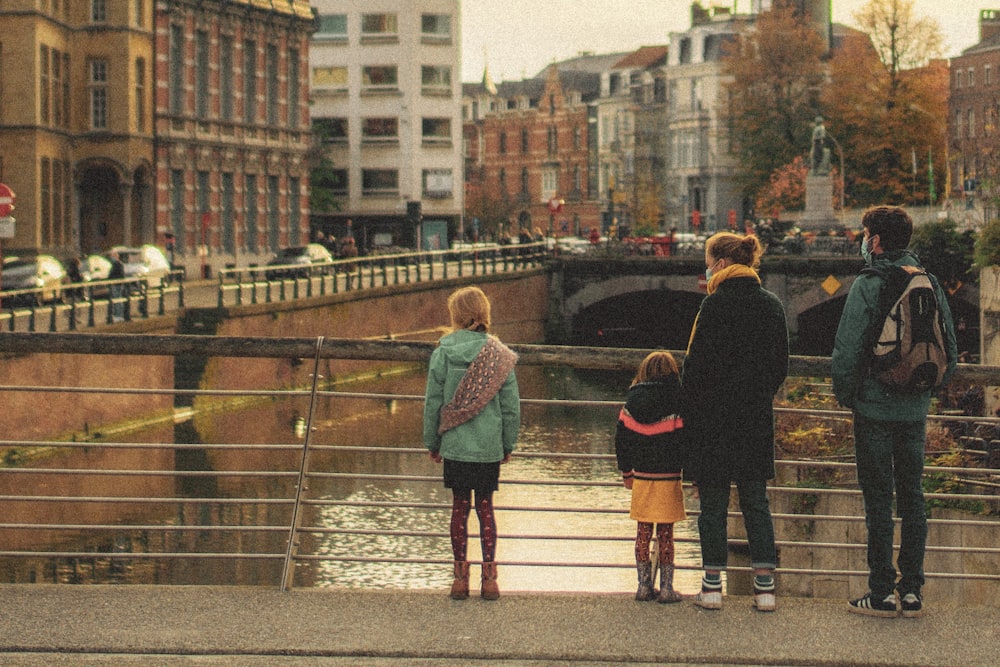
[280, 336, 326, 592]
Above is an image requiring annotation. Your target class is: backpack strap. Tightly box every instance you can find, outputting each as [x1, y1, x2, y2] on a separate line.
[859, 264, 911, 373]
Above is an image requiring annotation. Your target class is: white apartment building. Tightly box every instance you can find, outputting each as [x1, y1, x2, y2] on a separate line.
[664, 6, 746, 234]
[309, 1, 463, 251]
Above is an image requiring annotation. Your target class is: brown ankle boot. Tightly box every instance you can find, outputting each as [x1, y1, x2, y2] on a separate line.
[657, 564, 683, 603]
[450, 561, 469, 600]
[481, 561, 500, 600]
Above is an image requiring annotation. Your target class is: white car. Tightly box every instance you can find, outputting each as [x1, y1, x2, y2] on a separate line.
[106, 245, 172, 288]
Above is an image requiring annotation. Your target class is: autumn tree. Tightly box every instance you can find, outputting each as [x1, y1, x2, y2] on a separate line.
[722, 0, 827, 207]
[823, 0, 947, 207]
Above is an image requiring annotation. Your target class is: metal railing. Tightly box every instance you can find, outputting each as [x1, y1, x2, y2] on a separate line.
[215, 243, 548, 308]
[0, 270, 187, 332]
[0, 333, 996, 600]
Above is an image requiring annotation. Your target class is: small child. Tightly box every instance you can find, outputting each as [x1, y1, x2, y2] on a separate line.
[423, 286, 520, 600]
[614, 350, 687, 603]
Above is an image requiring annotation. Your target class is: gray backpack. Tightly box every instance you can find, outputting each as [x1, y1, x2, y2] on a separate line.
[863, 264, 948, 393]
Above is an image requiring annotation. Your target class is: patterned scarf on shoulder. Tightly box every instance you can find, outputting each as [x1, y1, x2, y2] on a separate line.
[438, 336, 518, 435]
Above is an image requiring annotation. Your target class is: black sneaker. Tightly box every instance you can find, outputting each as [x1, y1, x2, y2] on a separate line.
[848, 592, 897, 618]
[900, 592, 924, 618]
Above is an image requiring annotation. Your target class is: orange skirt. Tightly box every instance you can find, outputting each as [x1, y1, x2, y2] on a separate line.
[630, 479, 686, 524]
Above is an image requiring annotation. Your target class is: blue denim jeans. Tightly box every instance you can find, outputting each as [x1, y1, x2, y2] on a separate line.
[697, 479, 777, 571]
[853, 414, 927, 597]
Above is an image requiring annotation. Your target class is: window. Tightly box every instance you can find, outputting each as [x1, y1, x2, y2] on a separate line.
[362, 13, 397, 37]
[956, 70, 963, 89]
[288, 48, 300, 129]
[573, 164, 582, 192]
[968, 108, 976, 138]
[91, 0, 106, 22]
[422, 117, 451, 143]
[220, 36, 234, 120]
[61, 53, 70, 129]
[266, 44, 279, 125]
[313, 117, 348, 142]
[423, 169, 453, 198]
[135, 58, 145, 132]
[89, 59, 108, 130]
[289, 177, 301, 245]
[313, 66, 348, 91]
[245, 174, 258, 252]
[362, 117, 398, 141]
[541, 169, 557, 201]
[244, 41, 257, 124]
[40, 46, 50, 124]
[421, 14, 451, 39]
[169, 24, 184, 115]
[362, 169, 399, 195]
[197, 170, 210, 227]
[499, 168, 507, 194]
[499, 131, 507, 154]
[267, 175, 279, 251]
[969, 68, 976, 87]
[421, 65, 451, 94]
[573, 127, 582, 151]
[41, 158, 51, 246]
[362, 66, 398, 91]
[520, 167, 529, 193]
[222, 173, 235, 254]
[317, 13, 347, 38]
[547, 126, 558, 155]
[196, 31, 209, 118]
[134, 0, 144, 27]
[987, 65, 993, 86]
[521, 128, 529, 152]
[171, 170, 185, 252]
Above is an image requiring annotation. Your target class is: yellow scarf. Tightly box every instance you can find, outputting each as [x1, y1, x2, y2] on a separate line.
[686, 264, 761, 353]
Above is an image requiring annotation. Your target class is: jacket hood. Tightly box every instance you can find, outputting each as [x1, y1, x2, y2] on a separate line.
[624, 378, 681, 424]
[437, 329, 490, 365]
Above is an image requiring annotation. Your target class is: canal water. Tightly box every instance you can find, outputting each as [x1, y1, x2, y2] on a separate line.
[4, 365, 703, 594]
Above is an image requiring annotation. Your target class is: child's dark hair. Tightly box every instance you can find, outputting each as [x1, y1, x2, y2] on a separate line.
[631, 350, 679, 387]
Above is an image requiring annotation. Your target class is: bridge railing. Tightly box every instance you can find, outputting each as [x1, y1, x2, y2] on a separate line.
[215, 243, 548, 308]
[0, 269, 187, 333]
[0, 333, 996, 603]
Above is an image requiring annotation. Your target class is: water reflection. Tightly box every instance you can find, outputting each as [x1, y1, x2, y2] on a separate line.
[4, 366, 703, 593]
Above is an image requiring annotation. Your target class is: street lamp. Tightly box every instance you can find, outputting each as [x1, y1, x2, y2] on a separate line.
[826, 131, 845, 227]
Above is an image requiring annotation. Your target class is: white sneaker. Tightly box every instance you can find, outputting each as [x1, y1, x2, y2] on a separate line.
[753, 590, 776, 612]
[693, 588, 722, 610]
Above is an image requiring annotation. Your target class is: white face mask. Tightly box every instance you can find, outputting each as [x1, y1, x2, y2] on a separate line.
[704, 258, 722, 281]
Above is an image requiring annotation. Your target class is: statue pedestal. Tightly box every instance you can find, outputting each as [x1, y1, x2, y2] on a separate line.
[800, 174, 839, 231]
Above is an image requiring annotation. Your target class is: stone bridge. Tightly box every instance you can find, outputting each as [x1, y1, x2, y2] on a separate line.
[548, 256, 980, 356]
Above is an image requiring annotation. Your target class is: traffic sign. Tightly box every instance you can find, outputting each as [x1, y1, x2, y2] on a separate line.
[0, 183, 15, 217]
[0, 216, 15, 239]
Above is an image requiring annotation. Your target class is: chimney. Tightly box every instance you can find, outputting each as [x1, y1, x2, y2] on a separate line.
[981, 9, 1000, 43]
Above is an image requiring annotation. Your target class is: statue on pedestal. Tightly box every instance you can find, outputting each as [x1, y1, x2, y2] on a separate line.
[810, 116, 830, 176]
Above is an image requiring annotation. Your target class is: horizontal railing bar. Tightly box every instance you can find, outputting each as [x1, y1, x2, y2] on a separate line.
[0, 495, 293, 504]
[0, 468, 300, 477]
[0, 524, 289, 532]
[0, 551, 284, 560]
[0, 385, 313, 397]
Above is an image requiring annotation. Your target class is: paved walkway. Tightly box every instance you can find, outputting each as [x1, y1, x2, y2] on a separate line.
[0, 585, 995, 666]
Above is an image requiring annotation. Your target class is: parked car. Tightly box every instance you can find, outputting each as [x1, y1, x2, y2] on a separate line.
[106, 245, 171, 289]
[1, 255, 66, 306]
[265, 244, 334, 279]
[73, 254, 116, 298]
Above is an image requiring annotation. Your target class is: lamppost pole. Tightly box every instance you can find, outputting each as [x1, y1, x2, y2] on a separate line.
[826, 131, 845, 226]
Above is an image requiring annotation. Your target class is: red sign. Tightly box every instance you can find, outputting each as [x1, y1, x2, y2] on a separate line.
[0, 183, 15, 218]
[548, 197, 563, 213]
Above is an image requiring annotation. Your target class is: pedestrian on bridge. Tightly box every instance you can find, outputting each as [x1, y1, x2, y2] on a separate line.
[423, 286, 520, 601]
[832, 206, 958, 618]
[615, 350, 687, 603]
[681, 232, 788, 613]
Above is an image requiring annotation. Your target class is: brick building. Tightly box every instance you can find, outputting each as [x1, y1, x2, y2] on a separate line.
[154, 0, 315, 277]
[463, 64, 603, 242]
[950, 9, 1000, 207]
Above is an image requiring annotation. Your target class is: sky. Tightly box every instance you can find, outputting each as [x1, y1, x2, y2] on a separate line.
[461, 0, 988, 83]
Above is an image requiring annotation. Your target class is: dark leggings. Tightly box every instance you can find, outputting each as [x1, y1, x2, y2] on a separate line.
[450, 489, 497, 562]
[635, 522, 675, 566]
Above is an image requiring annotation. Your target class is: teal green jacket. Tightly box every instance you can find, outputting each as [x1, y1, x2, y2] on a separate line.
[423, 329, 520, 462]
[831, 250, 958, 422]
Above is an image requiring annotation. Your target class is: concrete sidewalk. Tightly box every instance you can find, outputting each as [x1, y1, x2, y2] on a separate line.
[0, 585, 995, 666]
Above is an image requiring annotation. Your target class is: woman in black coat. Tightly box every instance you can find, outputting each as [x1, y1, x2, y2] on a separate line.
[681, 232, 788, 613]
